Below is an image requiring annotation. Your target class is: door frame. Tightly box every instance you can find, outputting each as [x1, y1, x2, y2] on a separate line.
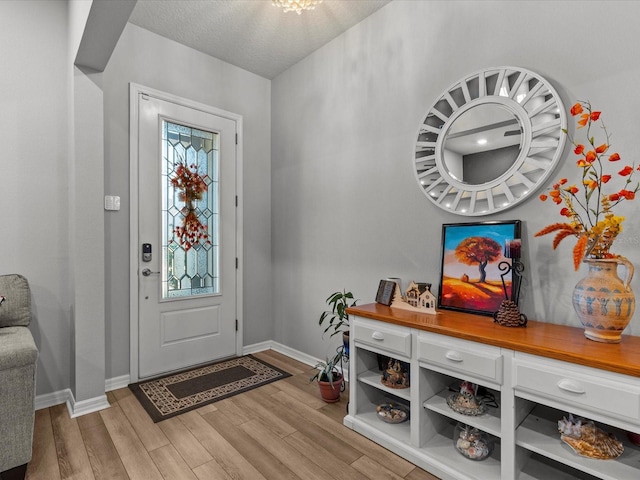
[128, 83, 243, 382]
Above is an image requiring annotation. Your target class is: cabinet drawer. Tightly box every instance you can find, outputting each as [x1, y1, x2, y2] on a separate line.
[513, 353, 640, 425]
[353, 318, 411, 358]
[417, 332, 503, 385]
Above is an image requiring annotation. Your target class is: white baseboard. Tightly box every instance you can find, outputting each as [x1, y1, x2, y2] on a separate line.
[66, 391, 110, 418]
[35, 388, 72, 411]
[35, 342, 343, 415]
[242, 340, 274, 356]
[243, 340, 350, 379]
[243, 340, 319, 367]
[106, 374, 131, 391]
[35, 388, 111, 417]
[35, 375, 129, 412]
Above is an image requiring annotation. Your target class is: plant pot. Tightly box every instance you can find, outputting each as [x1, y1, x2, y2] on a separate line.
[572, 257, 635, 343]
[317, 375, 343, 403]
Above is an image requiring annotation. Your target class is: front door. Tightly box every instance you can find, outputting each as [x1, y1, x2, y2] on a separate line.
[131, 86, 240, 380]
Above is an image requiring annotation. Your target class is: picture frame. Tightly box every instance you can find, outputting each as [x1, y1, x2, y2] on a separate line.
[437, 220, 521, 316]
[375, 279, 396, 306]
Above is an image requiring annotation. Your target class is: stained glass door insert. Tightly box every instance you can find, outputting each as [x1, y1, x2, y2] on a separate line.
[161, 120, 219, 299]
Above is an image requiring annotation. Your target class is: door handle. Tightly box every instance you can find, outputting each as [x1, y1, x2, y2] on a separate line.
[141, 268, 160, 277]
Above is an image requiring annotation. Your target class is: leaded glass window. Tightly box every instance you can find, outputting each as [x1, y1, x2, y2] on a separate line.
[161, 121, 219, 299]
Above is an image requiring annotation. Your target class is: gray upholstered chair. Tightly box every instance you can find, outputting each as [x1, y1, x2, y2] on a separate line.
[0, 274, 38, 480]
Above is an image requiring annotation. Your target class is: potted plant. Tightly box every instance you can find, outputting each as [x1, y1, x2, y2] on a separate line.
[319, 290, 357, 356]
[310, 351, 344, 403]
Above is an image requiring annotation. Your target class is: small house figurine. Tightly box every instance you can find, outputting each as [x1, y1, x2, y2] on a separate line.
[390, 281, 438, 315]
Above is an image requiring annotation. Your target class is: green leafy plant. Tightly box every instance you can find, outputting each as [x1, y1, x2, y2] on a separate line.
[309, 351, 343, 388]
[318, 290, 358, 338]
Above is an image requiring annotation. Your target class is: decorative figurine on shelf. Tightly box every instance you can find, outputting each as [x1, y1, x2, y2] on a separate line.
[381, 358, 410, 389]
[446, 381, 486, 416]
[390, 280, 438, 315]
[493, 239, 527, 327]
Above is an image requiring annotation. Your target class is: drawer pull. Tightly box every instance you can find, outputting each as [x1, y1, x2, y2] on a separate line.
[371, 331, 385, 341]
[445, 351, 464, 362]
[557, 379, 586, 395]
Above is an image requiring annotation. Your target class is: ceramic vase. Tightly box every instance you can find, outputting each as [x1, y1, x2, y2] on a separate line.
[572, 257, 635, 343]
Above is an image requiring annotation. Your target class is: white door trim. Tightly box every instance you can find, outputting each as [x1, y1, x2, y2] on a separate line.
[129, 83, 243, 382]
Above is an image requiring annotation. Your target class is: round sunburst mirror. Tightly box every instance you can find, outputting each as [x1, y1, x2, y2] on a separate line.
[414, 66, 567, 216]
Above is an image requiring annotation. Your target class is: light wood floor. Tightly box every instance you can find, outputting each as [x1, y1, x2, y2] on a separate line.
[25, 350, 439, 480]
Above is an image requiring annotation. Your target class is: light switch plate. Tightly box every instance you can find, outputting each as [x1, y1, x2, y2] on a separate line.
[104, 195, 121, 211]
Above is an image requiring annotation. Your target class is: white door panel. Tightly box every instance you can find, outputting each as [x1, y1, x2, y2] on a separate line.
[161, 306, 221, 344]
[134, 90, 238, 379]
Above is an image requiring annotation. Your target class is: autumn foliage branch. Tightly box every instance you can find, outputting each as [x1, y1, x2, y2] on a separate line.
[535, 101, 639, 270]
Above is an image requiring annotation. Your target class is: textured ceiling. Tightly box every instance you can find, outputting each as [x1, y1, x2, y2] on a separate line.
[128, 0, 391, 79]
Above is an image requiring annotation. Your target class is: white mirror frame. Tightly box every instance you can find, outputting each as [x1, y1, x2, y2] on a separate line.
[414, 66, 567, 216]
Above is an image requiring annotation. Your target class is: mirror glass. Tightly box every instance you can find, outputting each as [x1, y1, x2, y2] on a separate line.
[442, 104, 522, 185]
[414, 66, 567, 216]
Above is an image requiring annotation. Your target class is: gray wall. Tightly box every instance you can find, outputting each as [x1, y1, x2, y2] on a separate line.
[0, 0, 70, 395]
[103, 24, 273, 379]
[271, 0, 640, 361]
[1, 2, 273, 396]
[3, 0, 640, 400]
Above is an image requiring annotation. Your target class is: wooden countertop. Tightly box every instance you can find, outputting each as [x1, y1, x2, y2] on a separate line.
[347, 303, 640, 378]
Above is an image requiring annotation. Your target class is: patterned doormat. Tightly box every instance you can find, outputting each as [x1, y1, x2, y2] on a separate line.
[129, 355, 291, 422]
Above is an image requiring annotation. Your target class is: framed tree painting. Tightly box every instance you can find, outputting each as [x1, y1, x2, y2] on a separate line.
[438, 220, 521, 316]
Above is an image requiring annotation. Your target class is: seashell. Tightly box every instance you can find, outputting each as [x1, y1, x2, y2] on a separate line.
[457, 439, 471, 449]
[375, 403, 409, 424]
[557, 414, 624, 460]
[453, 423, 492, 461]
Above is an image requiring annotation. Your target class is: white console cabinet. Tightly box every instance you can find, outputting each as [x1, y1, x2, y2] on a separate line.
[344, 304, 640, 480]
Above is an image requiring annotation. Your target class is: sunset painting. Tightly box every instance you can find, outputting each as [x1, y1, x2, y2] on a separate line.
[438, 221, 521, 316]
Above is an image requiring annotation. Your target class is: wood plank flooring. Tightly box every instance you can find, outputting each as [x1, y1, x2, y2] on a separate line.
[25, 350, 439, 480]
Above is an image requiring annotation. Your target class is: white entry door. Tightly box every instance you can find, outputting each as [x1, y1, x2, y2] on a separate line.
[132, 86, 240, 380]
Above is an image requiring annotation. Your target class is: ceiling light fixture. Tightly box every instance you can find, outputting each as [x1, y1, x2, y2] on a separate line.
[272, 0, 322, 14]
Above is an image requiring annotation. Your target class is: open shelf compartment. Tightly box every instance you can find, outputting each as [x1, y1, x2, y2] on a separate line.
[358, 369, 411, 401]
[417, 415, 501, 480]
[516, 404, 640, 480]
[423, 384, 501, 437]
[353, 380, 411, 444]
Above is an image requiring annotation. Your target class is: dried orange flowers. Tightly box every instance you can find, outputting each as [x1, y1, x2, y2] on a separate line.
[535, 101, 639, 270]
